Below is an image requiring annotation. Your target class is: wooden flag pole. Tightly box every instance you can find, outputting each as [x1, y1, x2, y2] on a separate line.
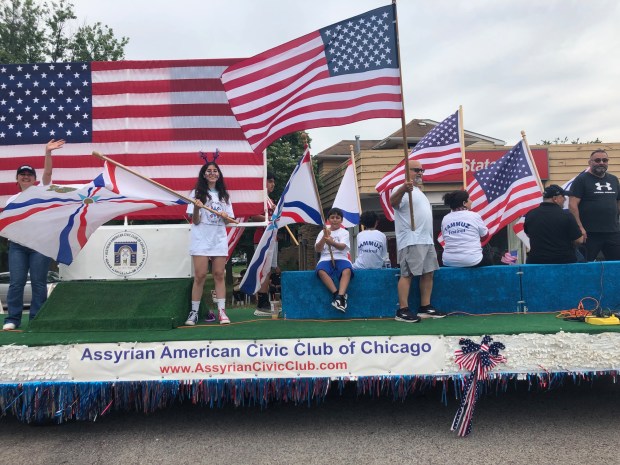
[92, 151, 239, 224]
[458, 105, 468, 189]
[392, 0, 415, 230]
[520, 131, 544, 192]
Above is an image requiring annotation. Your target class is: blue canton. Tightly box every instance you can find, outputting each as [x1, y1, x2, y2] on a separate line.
[320, 5, 398, 76]
[0, 62, 93, 145]
[473, 142, 532, 202]
[413, 111, 459, 151]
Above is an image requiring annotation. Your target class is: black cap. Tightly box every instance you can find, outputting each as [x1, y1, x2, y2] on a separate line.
[16, 165, 36, 176]
[543, 184, 568, 198]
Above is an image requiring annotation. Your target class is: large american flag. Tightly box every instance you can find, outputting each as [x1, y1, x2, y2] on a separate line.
[221, 4, 403, 154]
[468, 140, 541, 243]
[375, 109, 463, 220]
[0, 59, 264, 219]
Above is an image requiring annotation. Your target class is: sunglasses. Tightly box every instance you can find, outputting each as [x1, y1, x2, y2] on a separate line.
[592, 158, 609, 163]
[412, 168, 425, 173]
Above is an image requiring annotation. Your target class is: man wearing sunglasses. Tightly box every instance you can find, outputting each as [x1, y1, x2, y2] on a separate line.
[390, 160, 445, 323]
[568, 149, 620, 261]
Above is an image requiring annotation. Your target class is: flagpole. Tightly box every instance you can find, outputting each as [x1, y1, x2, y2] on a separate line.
[302, 137, 335, 266]
[392, 0, 415, 230]
[349, 145, 363, 217]
[520, 131, 544, 191]
[458, 105, 468, 189]
[92, 151, 239, 224]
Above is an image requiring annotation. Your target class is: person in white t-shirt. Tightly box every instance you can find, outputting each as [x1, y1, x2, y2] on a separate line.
[353, 211, 389, 269]
[315, 208, 353, 312]
[184, 161, 235, 326]
[440, 190, 491, 267]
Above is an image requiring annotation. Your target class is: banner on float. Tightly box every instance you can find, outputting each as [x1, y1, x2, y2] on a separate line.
[68, 336, 446, 381]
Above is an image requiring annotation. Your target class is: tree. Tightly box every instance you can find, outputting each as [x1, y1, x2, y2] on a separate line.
[266, 131, 315, 200]
[0, 0, 128, 63]
[539, 137, 602, 145]
[230, 132, 318, 264]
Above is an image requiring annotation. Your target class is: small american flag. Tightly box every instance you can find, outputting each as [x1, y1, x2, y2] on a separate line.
[222, 4, 403, 154]
[376, 109, 463, 220]
[468, 140, 541, 242]
[0, 59, 264, 219]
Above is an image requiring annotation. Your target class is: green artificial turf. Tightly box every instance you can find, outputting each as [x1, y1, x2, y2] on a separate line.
[2, 308, 619, 348]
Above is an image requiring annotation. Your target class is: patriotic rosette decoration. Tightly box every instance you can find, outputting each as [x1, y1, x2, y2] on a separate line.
[451, 335, 506, 437]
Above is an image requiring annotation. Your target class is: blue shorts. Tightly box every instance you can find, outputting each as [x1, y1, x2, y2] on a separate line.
[315, 259, 354, 281]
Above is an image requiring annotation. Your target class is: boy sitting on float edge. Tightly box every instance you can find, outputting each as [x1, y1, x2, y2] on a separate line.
[315, 208, 353, 312]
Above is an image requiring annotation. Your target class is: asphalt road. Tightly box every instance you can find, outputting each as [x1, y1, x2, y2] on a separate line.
[1, 378, 618, 465]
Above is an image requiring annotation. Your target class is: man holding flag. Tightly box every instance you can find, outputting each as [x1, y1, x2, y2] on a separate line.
[390, 161, 445, 323]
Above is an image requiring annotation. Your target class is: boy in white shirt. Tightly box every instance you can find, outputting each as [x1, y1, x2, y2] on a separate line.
[315, 208, 353, 312]
[353, 211, 389, 269]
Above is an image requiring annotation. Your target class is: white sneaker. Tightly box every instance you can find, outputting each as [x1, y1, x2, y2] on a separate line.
[219, 309, 230, 325]
[3, 323, 16, 331]
[184, 310, 199, 326]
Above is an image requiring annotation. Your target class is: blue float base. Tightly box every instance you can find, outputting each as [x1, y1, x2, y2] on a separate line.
[282, 262, 620, 319]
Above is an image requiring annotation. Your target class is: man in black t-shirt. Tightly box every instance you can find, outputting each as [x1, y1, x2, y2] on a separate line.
[524, 185, 583, 264]
[568, 149, 620, 261]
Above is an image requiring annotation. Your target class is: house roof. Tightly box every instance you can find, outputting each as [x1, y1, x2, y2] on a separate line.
[374, 119, 505, 149]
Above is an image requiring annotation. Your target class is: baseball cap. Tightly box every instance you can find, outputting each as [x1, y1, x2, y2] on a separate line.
[16, 165, 36, 176]
[543, 184, 568, 198]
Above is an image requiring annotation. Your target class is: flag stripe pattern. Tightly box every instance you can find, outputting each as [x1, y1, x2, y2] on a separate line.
[467, 140, 541, 244]
[0, 161, 186, 264]
[222, 4, 403, 154]
[240, 146, 322, 294]
[332, 158, 360, 228]
[0, 59, 264, 219]
[375, 110, 463, 220]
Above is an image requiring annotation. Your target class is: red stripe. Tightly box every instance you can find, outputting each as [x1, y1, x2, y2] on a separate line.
[250, 108, 403, 153]
[91, 59, 242, 71]
[239, 89, 402, 134]
[0, 202, 67, 229]
[91, 127, 247, 143]
[0, 176, 264, 197]
[281, 212, 306, 223]
[92, 78, 224, 95]
[234, 74, 398, 122]
[92, 103, 234, 119]
[225, 49, 327, 107]
[222, 32, 318, 76]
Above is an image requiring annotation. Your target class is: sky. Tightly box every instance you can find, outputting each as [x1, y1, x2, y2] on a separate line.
[74, 0, 620, 153]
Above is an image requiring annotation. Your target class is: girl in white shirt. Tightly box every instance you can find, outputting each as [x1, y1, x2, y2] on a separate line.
[185, 161, 235, 326]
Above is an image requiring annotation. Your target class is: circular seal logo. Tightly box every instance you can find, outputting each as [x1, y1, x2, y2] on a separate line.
[103, 231, 148, 277]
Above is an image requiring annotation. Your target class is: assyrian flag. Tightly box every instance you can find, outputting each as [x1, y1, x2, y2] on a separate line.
[0, 162, 186, 264]
[240, 145, 322, 294]
[332, 158, 360, 228]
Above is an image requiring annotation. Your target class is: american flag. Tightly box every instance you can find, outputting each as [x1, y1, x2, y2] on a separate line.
[468, 140, 541, 243]
[375, 109, 463, 220]
[0, 59, 264, 219]
[221, 4, 403, 154]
